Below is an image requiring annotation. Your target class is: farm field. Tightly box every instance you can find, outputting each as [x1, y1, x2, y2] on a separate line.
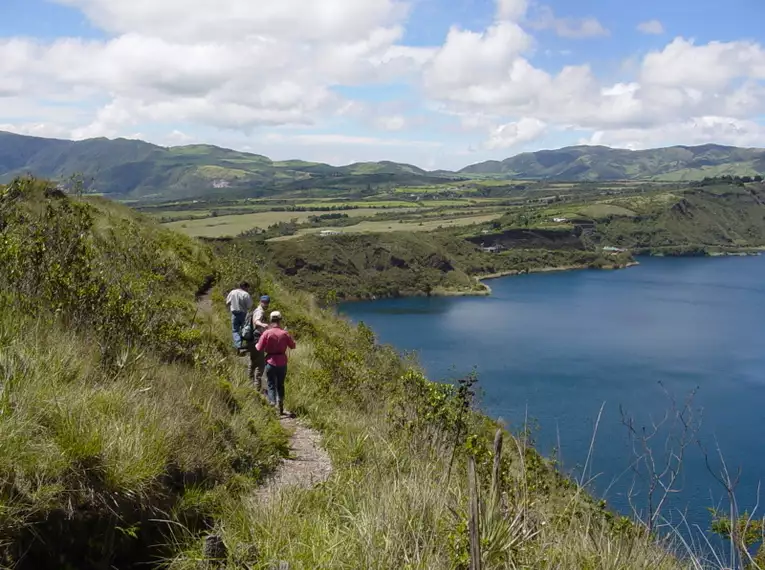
[292, 200, 419, 208]
[267, 213, 503, 242]
[164, 207, 412, 237]
[575, 203, 639, 219]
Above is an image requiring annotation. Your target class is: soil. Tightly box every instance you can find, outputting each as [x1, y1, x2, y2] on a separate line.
[253, 415, 333, 503]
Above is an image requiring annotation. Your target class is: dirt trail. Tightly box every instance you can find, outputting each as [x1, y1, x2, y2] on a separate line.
[195, 289, 332, 501]
[254, 416, 332, 502]
[195, 288, 214, 317]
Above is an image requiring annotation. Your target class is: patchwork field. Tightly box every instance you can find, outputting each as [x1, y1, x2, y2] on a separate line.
[267, 213, 503, 242]
[576, 204, 639, 219]
[164, 208, 412, 237]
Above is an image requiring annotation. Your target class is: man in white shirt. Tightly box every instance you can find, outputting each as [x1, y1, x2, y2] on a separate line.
[225, 282, 252, 350]
[248, 294, 271, 392]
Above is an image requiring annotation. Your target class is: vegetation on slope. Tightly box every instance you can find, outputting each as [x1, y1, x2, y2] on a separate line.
[197, 240, 694, 570]
[462, 144, 765, 181]
[2, 131, 764, 203]
[0, 132, 456, 202]
[0, 175, 751, 569]
[233, 227, 630, 300]
[260, 232, 484, 300]
[586, 184, 765, 254]
[0, 177, 288, 567]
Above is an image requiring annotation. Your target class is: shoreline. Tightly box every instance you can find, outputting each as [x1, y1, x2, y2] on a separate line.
[476, 260, 640, 282]
[339, 262, 639, 303]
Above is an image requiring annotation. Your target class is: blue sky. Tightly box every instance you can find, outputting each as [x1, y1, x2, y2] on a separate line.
[0, 0, 764, 168]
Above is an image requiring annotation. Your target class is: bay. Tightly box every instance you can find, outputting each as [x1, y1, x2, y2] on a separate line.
[339, 255, 765, 533]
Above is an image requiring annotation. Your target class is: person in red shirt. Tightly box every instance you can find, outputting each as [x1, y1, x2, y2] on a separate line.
[255, 310, 296, 416]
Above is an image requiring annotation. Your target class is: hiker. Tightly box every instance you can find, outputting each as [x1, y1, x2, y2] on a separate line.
[255, 311, 296, 416]
[248, 295, 271, 393]
[225, 281, 252, 350]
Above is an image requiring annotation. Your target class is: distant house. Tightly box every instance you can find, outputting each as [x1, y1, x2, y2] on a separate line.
[553, 217, 569, 223]
[481, 244, 502, 253]
[319, 229, 342, 237]
[602, 246, 626, 253]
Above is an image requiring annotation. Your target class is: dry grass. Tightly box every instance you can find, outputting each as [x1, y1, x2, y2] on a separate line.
[164, 208, 414, 237]
[267, 213, 503, 242]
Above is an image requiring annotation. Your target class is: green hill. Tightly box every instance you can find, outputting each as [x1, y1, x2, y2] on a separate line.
[0, 132, 449, 202]
[2, 131, 764, 204]
[461, 144, 765, 181]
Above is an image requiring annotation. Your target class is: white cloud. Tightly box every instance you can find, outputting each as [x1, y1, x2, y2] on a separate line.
[637, 20, 664, 35]
[264, 133, 442, 148]
[0, 122, 72, 139]
[0, 0, 763, 169]
[485, 118, 547, 149]
[422, 25, 765, 154]
[529, 6, 610, 39]
[640, 38, 765, 90]
[0, 0, 430, 139]
[496, 0, 528, 22]
[583, 116, 765, 150]
[423, 22, 533, 92]
[53, 0, 408, 43]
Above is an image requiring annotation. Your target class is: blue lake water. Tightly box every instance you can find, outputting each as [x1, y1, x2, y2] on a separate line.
[340, 256, 765, 533]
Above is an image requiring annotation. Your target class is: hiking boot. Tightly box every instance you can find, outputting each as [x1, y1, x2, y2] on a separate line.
[276, 399, 284, 416]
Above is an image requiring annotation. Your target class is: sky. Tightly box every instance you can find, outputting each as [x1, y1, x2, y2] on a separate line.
[0, 0, 764, 169]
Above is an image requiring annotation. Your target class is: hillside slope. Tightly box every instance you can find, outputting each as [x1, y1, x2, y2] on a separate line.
[0, 175, 720, 569]
[461, 144, 765, 181]
[588, 183, 765, 253]
[0, 176, 291, 567]
[0, 131, 451, 201]
[2, 131, 764, 202]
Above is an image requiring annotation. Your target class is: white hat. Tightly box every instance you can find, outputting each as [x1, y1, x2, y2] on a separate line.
[269, 311, 282, 321]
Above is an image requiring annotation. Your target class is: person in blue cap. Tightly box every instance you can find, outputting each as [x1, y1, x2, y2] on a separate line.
[248, 294, 271, 393]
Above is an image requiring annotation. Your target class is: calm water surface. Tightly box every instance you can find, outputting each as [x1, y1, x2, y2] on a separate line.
[340, 256, 765, 530]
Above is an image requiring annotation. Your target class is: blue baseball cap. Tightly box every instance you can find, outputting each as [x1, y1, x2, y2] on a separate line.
[260, 295, 271, 302]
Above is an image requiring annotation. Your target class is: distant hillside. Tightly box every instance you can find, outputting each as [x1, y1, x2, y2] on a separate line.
[0, 131, 452, 201]
[461, 144, 765, 181]
[2, 131, 764, 201]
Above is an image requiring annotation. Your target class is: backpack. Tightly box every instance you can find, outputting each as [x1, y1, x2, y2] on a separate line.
[241, 311, 263, 344]
[241, 311, 255, 342]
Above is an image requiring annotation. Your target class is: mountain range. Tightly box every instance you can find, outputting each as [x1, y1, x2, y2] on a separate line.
[1, 130, 763, 201]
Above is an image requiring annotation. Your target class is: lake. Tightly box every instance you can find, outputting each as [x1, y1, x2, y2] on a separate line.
[340, 255, 765, 534]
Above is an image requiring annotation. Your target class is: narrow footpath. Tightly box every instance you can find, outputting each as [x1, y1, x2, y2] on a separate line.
[195, 288, 332, 501]
[253, 416, 332, 502]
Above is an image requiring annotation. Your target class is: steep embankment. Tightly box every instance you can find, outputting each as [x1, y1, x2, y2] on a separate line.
[256, 229, 630, 300]
[0, 177, 290, 567]
[590, 184, 765, 254]
[0, 176, 698, 569]
[261, 232, 488, 300]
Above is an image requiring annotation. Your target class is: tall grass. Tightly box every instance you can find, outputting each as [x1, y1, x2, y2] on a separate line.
[181, 279, 702, 570]
[0, 177, 289, 566]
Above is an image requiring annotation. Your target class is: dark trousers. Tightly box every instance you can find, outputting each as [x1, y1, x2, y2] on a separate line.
[265, 364, 287, 414]
[248, 346, 266, 392]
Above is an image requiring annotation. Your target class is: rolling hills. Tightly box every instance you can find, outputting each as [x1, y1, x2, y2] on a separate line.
[461, 144, 765, 180]
[1, 130, 763, 202]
